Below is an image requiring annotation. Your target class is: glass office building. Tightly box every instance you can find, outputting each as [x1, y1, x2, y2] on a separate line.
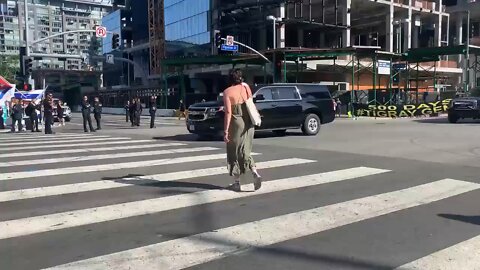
[164, 0, 210, 57]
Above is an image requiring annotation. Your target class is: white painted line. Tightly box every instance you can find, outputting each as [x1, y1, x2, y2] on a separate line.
[45, 179, 480, 270]
[0, 134, 96, 142]
[0, 139, 151, 152]
[0, 136, 121, 146]
[0, 166, 386, 240]
[396, 233, 480, 269]
[0, 158, 314, 202]
[0, 142, 184, 159]
[0, 147, 219, 168]
[0, 153, 241, 181]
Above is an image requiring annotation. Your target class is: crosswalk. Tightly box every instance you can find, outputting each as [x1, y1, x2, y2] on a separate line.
[0, 132, 479, 269]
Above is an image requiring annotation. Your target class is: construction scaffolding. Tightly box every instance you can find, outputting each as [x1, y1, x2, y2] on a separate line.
[148, 0, 165, 75]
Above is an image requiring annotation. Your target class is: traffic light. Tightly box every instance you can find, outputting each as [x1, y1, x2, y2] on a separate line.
[23, 56, 33, 76]
[215, 31, 222, 48]
[112, 33, 120, 49]
[23, 83, 32, 91]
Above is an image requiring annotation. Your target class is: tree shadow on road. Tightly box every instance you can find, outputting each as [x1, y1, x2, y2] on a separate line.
[413, 118, 480, 125]
[156, 230, 396, 270]
[438, 214, 480, 225]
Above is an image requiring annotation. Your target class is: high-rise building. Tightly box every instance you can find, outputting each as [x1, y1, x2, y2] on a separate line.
[0, 0, 112, 70]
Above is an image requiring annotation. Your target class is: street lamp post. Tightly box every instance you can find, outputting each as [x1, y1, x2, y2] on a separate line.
[266, 15, 278, 49]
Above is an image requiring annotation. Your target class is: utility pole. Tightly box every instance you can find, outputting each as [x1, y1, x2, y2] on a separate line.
[23, 0, 33, 86]
[465, 10, 470, 93]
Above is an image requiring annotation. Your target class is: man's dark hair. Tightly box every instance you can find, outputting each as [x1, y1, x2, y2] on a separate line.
[229, 69, 243, 86]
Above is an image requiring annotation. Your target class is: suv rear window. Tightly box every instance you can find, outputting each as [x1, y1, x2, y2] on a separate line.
[271, 87, 300, 100]
[302, 90, 331, 99]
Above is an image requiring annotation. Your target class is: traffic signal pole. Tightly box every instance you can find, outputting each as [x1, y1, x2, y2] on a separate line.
[23, 0, 33, 86]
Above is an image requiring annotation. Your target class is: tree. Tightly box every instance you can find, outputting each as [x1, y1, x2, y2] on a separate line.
[0, 55, 20, 83]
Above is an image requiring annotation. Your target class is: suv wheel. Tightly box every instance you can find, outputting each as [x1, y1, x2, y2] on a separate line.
[448, 113, 458, 123]
[302, 114, 320, 136]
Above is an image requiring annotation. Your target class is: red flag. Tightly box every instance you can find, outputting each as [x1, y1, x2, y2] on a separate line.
[0, 76, 11, 90]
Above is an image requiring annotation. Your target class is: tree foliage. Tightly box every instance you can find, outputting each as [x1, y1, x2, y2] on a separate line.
[0, 55, 20, 83]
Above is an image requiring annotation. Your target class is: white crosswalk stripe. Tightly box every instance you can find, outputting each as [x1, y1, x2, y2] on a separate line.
[0, 138, 153, 151]
[0, 136, 118, 146]
[46, 179, 480, 270]
[0, 142, 185, 158]
[0, 146, 218, 168]
[0, 159, 313, 202]
[0, 133, 478, 269]
[0, 134, 95, 142]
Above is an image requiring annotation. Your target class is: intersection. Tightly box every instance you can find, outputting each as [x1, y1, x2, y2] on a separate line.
[1, 115, 480, 269]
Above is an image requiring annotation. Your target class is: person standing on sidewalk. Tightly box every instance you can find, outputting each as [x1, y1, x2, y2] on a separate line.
[93, 97, 102, 130]
[26, 100, 40, 132]
[149, 95, 157, 128]
[56, 100, 65, 127]
[0, 105, 4, 129]
[125, 100, 130, 123]
[43, 94, 55, 134]
[10, 98, 24, 133]
[129, 99, 136, 126]
[135, 97, 142, 126]
[178, 99, 186, 120]
[81, 95, 95, 132]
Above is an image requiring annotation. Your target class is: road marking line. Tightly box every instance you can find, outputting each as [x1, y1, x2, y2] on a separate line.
[0, 134, 95, 142]
[0, 139, 152, 152]
[0, 136, 120, 146]
[0, 142, 184, 159]
[0, 158, 312, 202]
[0, 166, 385, 240]
[0, 147, 219, 168]
[44, 179, 480, 270]
[0, 153, 250, 181]
[396, 233, 480, 269]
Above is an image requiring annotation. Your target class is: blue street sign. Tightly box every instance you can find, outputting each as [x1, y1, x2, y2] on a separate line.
[221, 44, 239, 52]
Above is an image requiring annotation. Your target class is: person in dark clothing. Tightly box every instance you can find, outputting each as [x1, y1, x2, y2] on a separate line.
[25, 100, 40, 132]
[135, 98, 142, 126]
[10, 99, 24, 132]
[56, 100, 65, 126]
[124, 100, 130, 122]
[129, 99, 136, 126]
[0, 105, 4, 129]
[43, 94, 55, 134]
[178, 99, 186, 120]
[93, 97, 103, 130]
[149, 96, 157, 128]
[81, 95, 95, 132]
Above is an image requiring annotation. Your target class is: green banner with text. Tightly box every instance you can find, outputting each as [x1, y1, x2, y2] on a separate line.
[353, 99, 452, 117]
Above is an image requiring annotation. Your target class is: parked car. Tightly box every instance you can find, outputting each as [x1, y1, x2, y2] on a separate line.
[447, 96, 480, 123]
[52, 99, 72, 122]
[186, 83, 336, 139]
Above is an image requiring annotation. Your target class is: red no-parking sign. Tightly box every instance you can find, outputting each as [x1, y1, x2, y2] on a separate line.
[95, 26, 107, 38]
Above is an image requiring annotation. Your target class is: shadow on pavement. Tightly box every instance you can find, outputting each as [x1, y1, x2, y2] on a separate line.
[438, 214, 480, 225]
[413, 118, 480, 124]
[153, 134, 220, 142]
[157, 230, 396, 270]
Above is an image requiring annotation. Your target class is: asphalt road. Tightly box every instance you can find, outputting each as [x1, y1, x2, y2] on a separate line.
[1, 113, 480, 270]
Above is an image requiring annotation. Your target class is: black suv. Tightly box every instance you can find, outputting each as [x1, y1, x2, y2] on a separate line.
[186, 83, 336, 138]
[447, 96, 480, 123]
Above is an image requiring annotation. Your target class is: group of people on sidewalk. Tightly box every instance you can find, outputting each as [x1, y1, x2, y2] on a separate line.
[124, 97, 187, 129]
[1, 92, 66, 134]
[81, 96, 102, 133]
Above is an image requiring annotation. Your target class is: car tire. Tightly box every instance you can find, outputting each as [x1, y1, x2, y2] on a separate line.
[272, 129, 287, 136]
[448, 113, 458, 123]
[302, 114, 321, 136]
